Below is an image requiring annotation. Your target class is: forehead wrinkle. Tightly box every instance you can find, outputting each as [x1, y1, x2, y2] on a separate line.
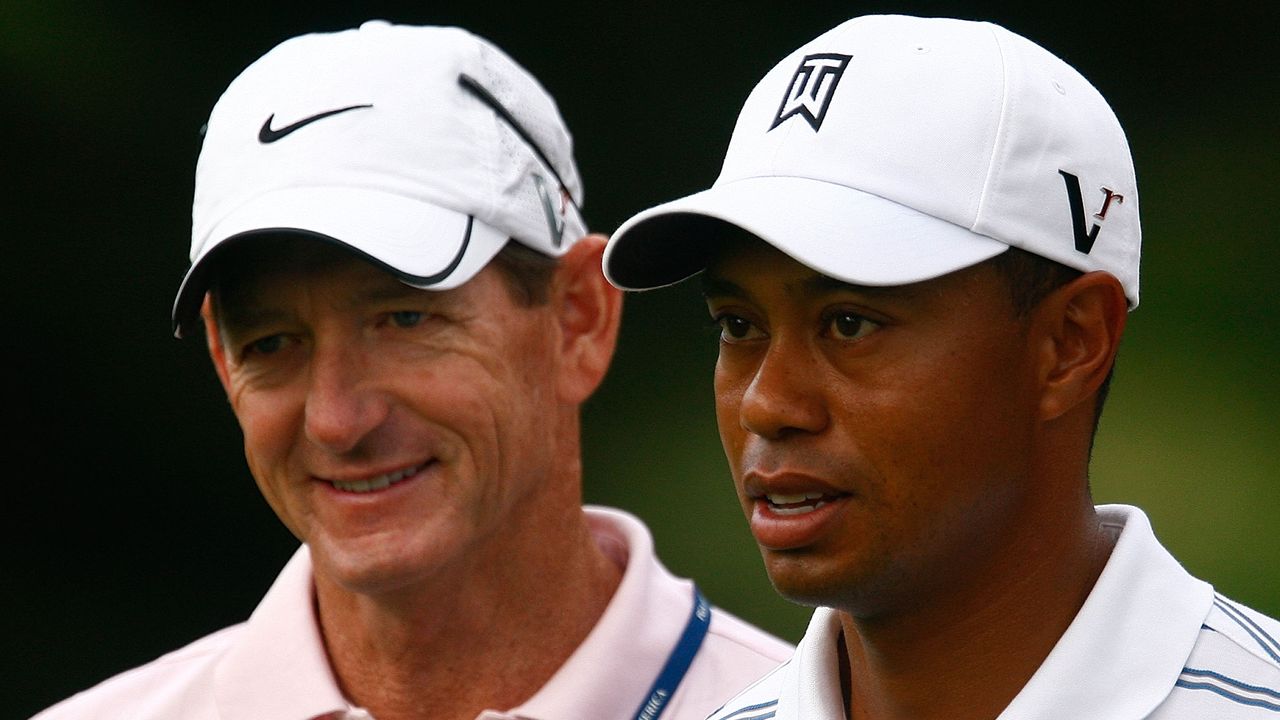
[352, 279, 434, 306]
[217, 267, 429, 334]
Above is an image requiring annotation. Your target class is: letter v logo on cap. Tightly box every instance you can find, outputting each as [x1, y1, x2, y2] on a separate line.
[533, 174, 568, 248]
[1059, 170, 1126, 255]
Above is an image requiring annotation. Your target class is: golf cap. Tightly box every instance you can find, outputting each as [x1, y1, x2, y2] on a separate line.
[604, 14, 1141, 307]
[172, 20, 587, 337]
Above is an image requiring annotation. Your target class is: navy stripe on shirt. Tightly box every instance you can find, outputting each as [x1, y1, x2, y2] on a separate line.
[1215, 595, 1280, 663]
[1182, 668, 1280, 700]
[717, 699, 780, 720]
[1174, 679, 1280, 712]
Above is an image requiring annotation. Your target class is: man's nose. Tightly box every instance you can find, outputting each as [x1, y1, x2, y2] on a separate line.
[303, 341, 389, 454]
[738, 336, 829, 441]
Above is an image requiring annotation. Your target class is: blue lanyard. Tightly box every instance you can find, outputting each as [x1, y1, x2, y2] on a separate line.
[630, 585, 712, 720]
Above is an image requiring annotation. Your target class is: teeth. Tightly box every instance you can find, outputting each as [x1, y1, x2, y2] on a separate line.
[766, 492, 826, 505]
[765, 492, 829, 515]
[773, 502, 825, 515]
[331, 465, 421, 493]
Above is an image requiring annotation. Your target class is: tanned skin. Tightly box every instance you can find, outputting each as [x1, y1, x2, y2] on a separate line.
[204, 234, 624, 720]
[704, 237, 1128, 720]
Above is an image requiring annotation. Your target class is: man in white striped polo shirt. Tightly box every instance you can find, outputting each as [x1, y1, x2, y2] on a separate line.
[603, 14, 1279, 720]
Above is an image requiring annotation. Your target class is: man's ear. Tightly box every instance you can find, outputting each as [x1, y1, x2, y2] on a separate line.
[1033, 272, 1128, 423]
[202, 295, 234, 396]
[551, 233, 623, 404]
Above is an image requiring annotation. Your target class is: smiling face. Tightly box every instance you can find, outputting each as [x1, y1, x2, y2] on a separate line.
[705, 236, 1047, 619]
[205, 238, 566, 596]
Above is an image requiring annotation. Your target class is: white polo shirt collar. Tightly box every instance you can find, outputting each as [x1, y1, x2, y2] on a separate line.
[1000, 504, 1214, 718]
[771, 505, 1215, 719]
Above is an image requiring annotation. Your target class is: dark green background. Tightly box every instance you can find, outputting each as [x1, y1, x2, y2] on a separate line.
[6, 2, 1276, 716]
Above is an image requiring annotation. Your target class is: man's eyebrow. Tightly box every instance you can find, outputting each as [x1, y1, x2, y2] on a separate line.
[700, 274, 747, 299]
[216, 304, 286, 338]
[218, 279, 433, 332]
[352, 281, 430, 304]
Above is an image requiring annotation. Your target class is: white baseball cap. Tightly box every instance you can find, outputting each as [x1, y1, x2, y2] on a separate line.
[172, 20, 587, 337]
[604, 14, 1141, 307]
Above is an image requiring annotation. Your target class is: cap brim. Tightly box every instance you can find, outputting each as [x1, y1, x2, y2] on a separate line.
[172, 186, 508, 337]
[604, 176, 1009, 291]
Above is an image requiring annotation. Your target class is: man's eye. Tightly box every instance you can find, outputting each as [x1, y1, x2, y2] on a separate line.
[714, 314, 762, 342]
[389, 310, 425, 328]
[245, 334, 286, 357]
[825, 311, 879, 341]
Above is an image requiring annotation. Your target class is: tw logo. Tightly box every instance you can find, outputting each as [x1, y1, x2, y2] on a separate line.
[771, 53, 853, 131]
[1059, 170, 1125, 254]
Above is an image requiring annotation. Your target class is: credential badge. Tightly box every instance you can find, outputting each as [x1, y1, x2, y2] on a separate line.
[771, 53, 853, 132]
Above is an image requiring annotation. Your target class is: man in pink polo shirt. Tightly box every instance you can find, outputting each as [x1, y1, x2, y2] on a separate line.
[31, 21, 791, 720]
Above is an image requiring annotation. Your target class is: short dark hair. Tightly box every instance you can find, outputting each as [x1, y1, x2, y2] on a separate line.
[987, 246, 1116, 444]
[489, 240, 559, 306]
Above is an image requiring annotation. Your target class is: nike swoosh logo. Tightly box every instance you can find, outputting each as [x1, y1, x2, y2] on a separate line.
[258, 104, 373, 143]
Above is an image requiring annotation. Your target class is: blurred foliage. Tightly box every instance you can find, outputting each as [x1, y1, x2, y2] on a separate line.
[6, 1, 1275, 717]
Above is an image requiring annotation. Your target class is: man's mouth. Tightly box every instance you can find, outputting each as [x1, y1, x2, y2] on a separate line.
[763, 492, 839, 515]
[328, 463, 426, 494]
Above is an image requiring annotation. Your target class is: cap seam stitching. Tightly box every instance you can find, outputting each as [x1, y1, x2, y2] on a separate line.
[973, 22, 1010, 238]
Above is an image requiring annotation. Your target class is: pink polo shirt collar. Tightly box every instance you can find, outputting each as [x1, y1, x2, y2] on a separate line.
[487, 506, 707, 720]
[210, 506, 706, 720]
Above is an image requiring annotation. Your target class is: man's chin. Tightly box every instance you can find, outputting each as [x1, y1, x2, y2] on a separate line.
[762, 552, 845, 608]
[308, 535, 450, 598]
